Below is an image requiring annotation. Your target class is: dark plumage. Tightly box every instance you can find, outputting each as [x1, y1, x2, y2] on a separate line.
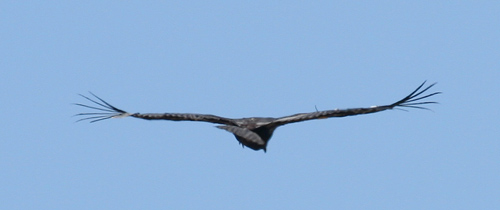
[75, 81, 440, 152]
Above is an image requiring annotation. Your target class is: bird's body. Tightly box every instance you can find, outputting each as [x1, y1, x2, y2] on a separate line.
[75, 81, 440, 152]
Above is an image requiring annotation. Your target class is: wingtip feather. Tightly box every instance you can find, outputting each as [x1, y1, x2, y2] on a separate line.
[391, 81, 440, 111]
[73, 93, 130, 123]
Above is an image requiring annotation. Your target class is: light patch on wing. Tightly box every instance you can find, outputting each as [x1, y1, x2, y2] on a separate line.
[112, 113, 133, 118]
[274, 114, 307, 122]
[316, 109, 339, 119]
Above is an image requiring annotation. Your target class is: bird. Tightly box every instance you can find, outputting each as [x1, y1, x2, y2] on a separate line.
[74, 81, 440, 152]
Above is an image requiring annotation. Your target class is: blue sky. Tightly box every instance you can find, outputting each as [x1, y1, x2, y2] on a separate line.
[1, 1, 499, 209]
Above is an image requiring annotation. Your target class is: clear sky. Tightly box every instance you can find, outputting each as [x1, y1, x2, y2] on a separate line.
[1, 1, 499, 209]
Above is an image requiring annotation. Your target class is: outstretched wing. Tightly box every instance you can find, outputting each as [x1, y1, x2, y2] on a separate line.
[74, 92, 237, 126]
[271, 81, 441, 126]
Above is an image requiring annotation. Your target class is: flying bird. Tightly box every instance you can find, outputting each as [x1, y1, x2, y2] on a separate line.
[75, 81, 440, 152]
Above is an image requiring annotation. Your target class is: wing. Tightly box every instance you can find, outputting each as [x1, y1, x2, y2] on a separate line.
[74, 92, 237, 126]
[271, 81, 441, 126]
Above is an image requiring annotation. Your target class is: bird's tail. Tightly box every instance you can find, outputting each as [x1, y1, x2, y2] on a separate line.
[73, 92, 132, 123]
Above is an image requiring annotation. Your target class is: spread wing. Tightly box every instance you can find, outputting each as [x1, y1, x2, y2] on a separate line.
[271, 81, 440, 126]
[74, 92, 237, 126]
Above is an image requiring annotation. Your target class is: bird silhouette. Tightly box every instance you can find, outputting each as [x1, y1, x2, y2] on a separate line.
[75, 81, 440, 152]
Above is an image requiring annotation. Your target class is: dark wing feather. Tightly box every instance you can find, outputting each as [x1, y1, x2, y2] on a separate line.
[132, 113, 237, 125]
[271, 81, 441, 126]
[74, 93, 237, 126]
[73, 92, 131, 123]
